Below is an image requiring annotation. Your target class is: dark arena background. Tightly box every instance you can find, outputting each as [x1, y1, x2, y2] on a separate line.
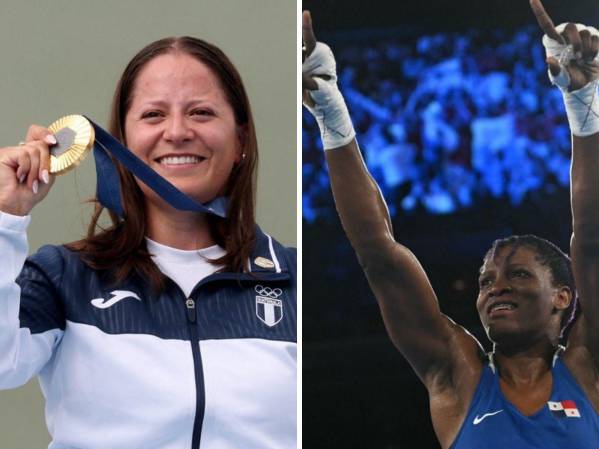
[302, 1, 599, 448]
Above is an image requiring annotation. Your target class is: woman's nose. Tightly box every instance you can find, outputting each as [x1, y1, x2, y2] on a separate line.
[489, 277, 513, 297]
[163, 114, 194, 144]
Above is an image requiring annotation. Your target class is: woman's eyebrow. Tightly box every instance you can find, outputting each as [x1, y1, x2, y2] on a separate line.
[137, 98, 214, 108]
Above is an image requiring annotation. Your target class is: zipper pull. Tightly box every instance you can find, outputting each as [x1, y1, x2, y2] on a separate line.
[185, 298, 196, 323]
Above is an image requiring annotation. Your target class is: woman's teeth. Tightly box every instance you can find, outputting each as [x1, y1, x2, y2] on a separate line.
[159, 156, 202, 165]
[490, 303, 516, 313]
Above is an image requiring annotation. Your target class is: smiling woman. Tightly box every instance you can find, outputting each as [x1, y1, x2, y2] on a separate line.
[126, 53, 242, 207]
[0, 35, 296, 449]
[66, 38, 263, 291]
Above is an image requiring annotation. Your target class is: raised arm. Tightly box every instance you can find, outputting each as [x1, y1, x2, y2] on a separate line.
[302, 12, 483, 386]
[571, 135, 599, 351]
[0, 125, 63, 388]
[531, 0, 599, 354]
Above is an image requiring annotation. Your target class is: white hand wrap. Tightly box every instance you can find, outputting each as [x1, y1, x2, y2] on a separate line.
[543, 23, 599, 137]
[303, 42, 356, 150]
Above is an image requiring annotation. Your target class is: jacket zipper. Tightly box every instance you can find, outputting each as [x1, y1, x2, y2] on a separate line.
[171, 271, 290, 449]
[185, 297, 205, 449]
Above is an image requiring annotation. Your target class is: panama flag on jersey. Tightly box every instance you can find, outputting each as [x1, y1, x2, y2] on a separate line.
[548, 400, 581, 418]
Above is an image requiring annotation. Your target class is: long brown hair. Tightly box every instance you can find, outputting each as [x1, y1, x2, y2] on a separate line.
[66, 37, 258, 291]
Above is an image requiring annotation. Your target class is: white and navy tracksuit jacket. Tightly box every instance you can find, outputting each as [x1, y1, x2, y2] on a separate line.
[0, 212, 296, 449]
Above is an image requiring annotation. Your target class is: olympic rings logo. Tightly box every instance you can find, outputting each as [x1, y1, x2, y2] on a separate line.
[255, 285, 283, 298]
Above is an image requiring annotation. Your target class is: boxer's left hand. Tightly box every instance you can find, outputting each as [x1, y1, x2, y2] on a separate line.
[531, 0, 599, 91]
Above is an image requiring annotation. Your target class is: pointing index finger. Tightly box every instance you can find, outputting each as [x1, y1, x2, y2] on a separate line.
[530, 0, 564, 43]
[302, 10, 317, 56]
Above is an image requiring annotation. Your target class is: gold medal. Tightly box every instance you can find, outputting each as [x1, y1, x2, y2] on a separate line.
[47, 115, 95, 175]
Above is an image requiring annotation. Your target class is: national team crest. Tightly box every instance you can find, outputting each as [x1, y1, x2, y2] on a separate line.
[255, 285, 283, 327]
[548, 400, 581, 418]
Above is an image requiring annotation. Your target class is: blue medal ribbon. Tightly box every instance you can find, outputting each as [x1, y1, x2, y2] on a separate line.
[85, 117, 228, 218]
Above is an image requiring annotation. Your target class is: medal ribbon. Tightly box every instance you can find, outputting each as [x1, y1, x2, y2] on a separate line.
[85, 117, 228, 218]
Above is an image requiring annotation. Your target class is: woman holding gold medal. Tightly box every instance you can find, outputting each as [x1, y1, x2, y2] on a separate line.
[0, 36, 296, 449]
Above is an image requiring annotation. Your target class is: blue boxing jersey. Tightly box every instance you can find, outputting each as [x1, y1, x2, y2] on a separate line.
[451, 354, 599, 449]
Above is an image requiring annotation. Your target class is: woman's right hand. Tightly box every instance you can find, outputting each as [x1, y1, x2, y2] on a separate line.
[0, 125, 56, 216]
[302, 10, 319, 101]
[302, 11, 334, 106]
[302, 11, 356, 150]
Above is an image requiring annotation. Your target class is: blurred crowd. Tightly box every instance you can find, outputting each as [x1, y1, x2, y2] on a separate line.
[303, 26, 571, 221]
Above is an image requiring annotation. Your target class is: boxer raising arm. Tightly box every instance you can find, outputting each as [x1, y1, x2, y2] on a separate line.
[303, 11, 485, 448]
[304, 3, 599, 447]
[530, 0, 599, 410]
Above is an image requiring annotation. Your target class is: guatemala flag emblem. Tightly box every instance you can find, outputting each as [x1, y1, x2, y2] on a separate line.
[548, 400, 581, 418]
[255, 285, 284, 327]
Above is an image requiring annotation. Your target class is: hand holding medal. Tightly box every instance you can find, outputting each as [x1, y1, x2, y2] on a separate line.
[0, 123, 58, 216]
[0, 115, 95, 216]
